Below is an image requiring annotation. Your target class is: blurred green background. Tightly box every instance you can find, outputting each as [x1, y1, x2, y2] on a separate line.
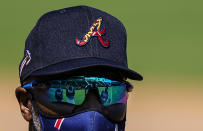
[0, 0, 202, 131]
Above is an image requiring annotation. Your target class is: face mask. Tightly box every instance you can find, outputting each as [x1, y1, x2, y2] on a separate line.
[39, 111, 125, 131]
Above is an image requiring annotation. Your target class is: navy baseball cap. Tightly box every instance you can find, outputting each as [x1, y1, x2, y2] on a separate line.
[19, 5, 143, 84]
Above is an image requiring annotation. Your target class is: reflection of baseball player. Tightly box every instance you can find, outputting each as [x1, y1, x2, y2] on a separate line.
[66, 86, 75, 104]
[15, 6, 143, 131]
[55, 88, 63, 102]
[101, 87, 109, 104]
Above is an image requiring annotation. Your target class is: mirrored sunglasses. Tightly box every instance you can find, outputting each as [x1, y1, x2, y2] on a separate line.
[23, 76, 129, 106]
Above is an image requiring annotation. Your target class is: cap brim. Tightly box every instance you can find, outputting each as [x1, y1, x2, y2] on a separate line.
[29, 57, 143, 81]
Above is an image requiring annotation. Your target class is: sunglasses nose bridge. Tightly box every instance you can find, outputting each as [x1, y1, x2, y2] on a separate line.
[81, 89, 102, 108]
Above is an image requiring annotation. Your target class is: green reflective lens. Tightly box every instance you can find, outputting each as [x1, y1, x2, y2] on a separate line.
[48, 88, 86, 105]
[37, 76, 128, 106]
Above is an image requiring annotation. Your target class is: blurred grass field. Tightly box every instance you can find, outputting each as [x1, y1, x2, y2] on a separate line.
[0, 0, 203, 131]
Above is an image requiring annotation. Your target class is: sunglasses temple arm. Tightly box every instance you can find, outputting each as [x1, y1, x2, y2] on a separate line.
[22, 81, 35, 89]
[111, 81, 122, 85]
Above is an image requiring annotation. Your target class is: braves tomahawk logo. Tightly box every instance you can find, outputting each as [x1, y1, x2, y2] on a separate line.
[19, 50, 31, 76]
[75, 17, 110, 47]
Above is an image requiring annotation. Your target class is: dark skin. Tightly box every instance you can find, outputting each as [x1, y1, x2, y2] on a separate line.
[16, 86, 32, 121]
[16, 68, 133, 122]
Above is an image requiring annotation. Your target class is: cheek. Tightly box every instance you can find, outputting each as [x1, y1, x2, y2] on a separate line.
[36, 102, 58, 116]
[105, 103, 127, 122]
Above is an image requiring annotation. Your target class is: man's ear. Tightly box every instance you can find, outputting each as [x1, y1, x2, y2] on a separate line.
[15, 86, 32, 121]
